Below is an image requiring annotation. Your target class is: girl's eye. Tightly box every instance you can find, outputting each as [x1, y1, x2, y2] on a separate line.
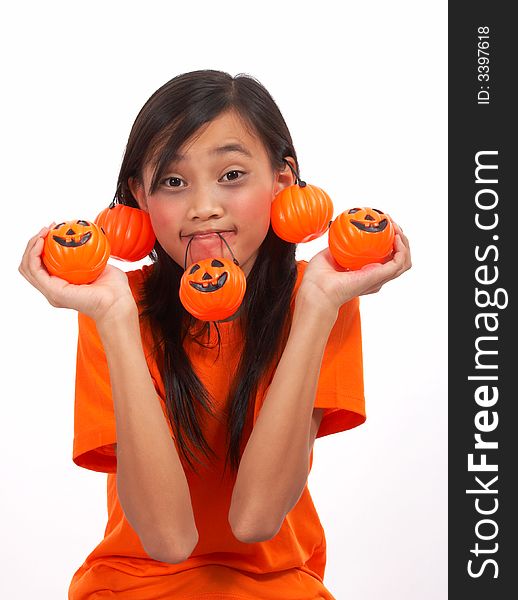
[160, 170, 246, 189]
[162, 176, 184, 188]
[220, 170, 245, 182]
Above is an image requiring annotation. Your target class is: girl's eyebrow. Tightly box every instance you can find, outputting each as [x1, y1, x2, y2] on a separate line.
[170, 143, 253, 164]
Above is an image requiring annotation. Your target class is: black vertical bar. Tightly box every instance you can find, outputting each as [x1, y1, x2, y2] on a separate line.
[449, 2, 517, 597]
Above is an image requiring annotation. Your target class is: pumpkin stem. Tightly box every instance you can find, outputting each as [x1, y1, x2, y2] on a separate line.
[283, 158, 307, 188]
[109, 199, 117, 209]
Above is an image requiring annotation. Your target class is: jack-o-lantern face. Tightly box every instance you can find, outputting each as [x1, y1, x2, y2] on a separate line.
[187, 259, 228, 293]
[328, 207, 395, 270]
[42, 219, 111, 284]
[179, 257, 246, 322]
[348, 207, 389, 233]
[52, 220, 94, 247]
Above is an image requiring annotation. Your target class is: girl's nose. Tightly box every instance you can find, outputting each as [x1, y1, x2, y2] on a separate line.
[188, 194, 225, 220]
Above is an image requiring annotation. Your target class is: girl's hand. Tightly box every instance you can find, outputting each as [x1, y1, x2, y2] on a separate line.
[300, 221, 412, 314]
[18, 223, 137, 323]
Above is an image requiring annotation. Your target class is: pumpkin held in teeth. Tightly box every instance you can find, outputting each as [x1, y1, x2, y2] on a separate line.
[328, 207, 395, 270]
[179, 257, 246, 322]
[42, 220, 111, 284]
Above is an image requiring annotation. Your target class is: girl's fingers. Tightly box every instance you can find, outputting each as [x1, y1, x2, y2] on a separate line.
[366, 234, 407, 287]
[23, 229, 45, 255]
[31, 237, 57, 285]
[20, 232, 66, 306]
[391, 234, 410, 273]
[21, 231, 45, 271]
[386, 214, 404, 238]
[30, 237, 47, 270]
[393, 227, 411, 263]
[19, 223, 55, 281]
[392, 221, 410, 249]
[24, 224, 52, 253]
[352, 218, 411, 297]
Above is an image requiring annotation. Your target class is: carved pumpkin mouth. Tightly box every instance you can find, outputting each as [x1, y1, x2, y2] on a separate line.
[189, 271, 228, 292]
[351, 218, 388, 233]
[53, 231, 93, 247]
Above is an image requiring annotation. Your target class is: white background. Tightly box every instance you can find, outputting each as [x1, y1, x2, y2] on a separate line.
[1, 1, 447, 598]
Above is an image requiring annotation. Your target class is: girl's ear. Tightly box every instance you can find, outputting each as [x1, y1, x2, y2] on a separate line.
[128, 176, 149, 212]
[272, 156, 297, 199]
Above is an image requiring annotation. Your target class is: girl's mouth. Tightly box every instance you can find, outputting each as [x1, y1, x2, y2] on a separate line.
[185, 231, 235, 263]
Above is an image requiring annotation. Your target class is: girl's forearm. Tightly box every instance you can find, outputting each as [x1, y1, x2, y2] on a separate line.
[96, 311, 198, 564]
[228, 292, 338, 543]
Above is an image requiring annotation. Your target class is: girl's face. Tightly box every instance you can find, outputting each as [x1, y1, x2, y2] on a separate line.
[129, 110, 296, 277]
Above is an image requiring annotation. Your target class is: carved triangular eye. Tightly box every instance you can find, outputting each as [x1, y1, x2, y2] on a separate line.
[348, 208, 360, 214]
[54, 222, 66, 230]
[211, 259, 224, 267]
[189, 264, 201, 275]
[77, 220, 90, 226]
[372, 208, 383, 214]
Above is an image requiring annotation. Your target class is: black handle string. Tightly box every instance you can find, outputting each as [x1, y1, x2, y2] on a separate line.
[184, 232, 240, 272]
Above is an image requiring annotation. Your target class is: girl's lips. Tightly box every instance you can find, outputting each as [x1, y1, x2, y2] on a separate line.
[184, 231, 236, 262]
[182, 230, 235, 239]
[183, 231, 235, 242]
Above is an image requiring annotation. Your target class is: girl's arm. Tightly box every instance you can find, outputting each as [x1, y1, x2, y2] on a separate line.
[228, 291, 338, 543]
[96, 310, 199, 564]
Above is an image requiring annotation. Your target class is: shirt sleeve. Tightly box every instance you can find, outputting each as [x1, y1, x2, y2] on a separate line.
[72, 311, 118, 473]
[314, 295, 366, 438]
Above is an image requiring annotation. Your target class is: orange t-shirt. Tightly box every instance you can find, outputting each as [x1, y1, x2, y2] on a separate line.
[68, 259, 366, 600]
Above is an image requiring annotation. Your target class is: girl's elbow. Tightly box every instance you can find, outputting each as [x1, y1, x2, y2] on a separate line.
[231, 524, 277, 544]
[144, 529, 199, 564]
[229, 511, 281, 544]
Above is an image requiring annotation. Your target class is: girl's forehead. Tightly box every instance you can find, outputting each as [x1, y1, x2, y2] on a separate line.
[146, 139, 257, 172]
[182, 115, 259, 154]
[167, 141, 254, 165]
[141, 110, 273, 183]
[162, 111, 261, 156]
[150, 136, 266, 175]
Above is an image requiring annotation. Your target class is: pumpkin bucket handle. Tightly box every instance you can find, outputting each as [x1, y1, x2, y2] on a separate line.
[282, 158, 306, 188]
[183, 232, 240, 271]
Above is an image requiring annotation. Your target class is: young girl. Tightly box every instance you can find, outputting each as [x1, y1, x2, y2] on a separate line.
[19, 69, 411, 599]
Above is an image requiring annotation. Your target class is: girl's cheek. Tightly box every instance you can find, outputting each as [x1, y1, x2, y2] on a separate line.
[148, 202, 180, 234]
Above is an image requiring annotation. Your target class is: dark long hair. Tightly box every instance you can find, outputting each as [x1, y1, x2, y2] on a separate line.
[114, 70, 300, 479]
